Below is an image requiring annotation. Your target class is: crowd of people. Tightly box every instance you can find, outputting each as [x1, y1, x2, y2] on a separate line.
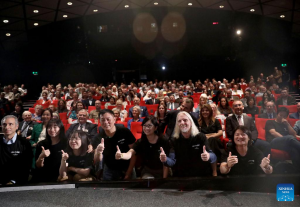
[1, 67, 300, 186]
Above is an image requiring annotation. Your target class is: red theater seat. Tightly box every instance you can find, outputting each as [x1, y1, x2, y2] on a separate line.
[145, 104, 159, 116]
[278, 105, 297, 113]
[131, 122, 143, 140]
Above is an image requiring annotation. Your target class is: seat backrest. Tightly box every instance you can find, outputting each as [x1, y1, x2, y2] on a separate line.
[256, 96, 263, 105]
[274, 94, 280, 101]
[278, 105, 297, 113]
[88, 106, 96, 114]
[131, 122, 143, 140]
[255, 118, 273, 141]
[126, 105, 134, 113]
[64, 124, 71, 132]
[116, 121, 128, 128]
[287, 118, 299, 127]
[29, 107, 35, 114]
[107, 105, 116, 110]
[125, 117, 133, 122]
[59, 112, 68, 120]
[145, 104, 159, 116]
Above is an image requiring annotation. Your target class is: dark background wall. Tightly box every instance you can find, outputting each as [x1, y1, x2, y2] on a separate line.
[0, 7, 299, 98]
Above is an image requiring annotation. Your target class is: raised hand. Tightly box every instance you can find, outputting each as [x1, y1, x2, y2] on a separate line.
[201, 146, 210, 161]
[41, 146, 50, 158]
[115, 145, 122, 160]
[61, 150, 69, 161]
[261, 154, 271, 168]
[96, 138, 105, 154]
[160, 147, 167, 162]
[227, 152, 238, 168]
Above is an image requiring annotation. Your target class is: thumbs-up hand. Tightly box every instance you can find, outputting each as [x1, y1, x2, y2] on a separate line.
[160, 147, 167, 163]
[227, 152, 238, 168]
[96, 138, 105, 154]
[201, 146, 210, 161]
[61, 150, 69, 161]
[115, 145, 122, 160]
[261, 154, 271, 169]
[41, 146, 50, 158]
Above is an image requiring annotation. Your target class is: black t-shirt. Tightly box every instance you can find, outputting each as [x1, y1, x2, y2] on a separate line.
[35, 140, 66, 182]
[97, 125, 136, 170]
[265, 120, 290, 142]
[200, 119, 222, 134]
[221, 146, 264, 175]
[67, 153, 94, 169]
[170, 133, 211, 177]
[133, 137, 170, 170]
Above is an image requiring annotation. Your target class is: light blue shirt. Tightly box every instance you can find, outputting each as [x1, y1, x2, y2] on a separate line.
[3, 133, 17, 145]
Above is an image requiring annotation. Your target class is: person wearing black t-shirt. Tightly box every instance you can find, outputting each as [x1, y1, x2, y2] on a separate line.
[58, 131, 94, 181]
[115, 116, 170, 179]
[0, 115, 32, 185]
[265, 107, 300, 172]
[220, 126, 272, 175]
[34, 119, 67, 182]
[94, 109, 136, 181]
[160, 111, 217, 177]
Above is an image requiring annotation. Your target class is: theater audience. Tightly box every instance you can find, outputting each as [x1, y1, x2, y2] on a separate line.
[258, 101, 277, 119]
[34, 119, 67, 182]
[105, 97, 116, 109]
[10, 101, 24, 122]
[114, 100, 127, 122]
[68, 101, 84, 124]
[57, 99, 68, 113]
[198, 104, 224, 176]
[100, 92, 109, 102]
[220, 126, 273, 175]
[83, 91, 96, 108]
[89, 100, 101, 123]
[3, 86, 14, 102]
[129, 97, 148, 118]
[276, 89, 296, 107]
[167, 95, 179, 110]
[48, 104, 57, 113]
[17, 111, 35, 139]
[66, 92, 80, 110]
[116, 116, 170, 178]
[32, 105, 43, 122]
[243, 97, 259, 118]
[217, 97, 232, 117]
[160, 111, 216, 177]
[289, 102, 300, 119]
[265, 107, 300, 172]
[93, 109, 136, 181]
[226, 100, 270, 156]
[146, 92, 160, 105]
[259, 97, 274, 114]
[0, 115, 32, 185]
[127, 106, 143, 130]
[38, 91, 51, 107]
[58, 131, 94, 181]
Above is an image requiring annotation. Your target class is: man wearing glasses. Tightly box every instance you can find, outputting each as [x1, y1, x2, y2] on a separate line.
[226, 101, 270, 156]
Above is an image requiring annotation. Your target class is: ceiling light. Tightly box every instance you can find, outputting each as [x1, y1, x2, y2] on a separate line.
[124, 5, 129, 8]
[33, 10, 39, 13]
[250, 9, 255, 12]
[219, 5, 224, 9]
[63, 15, 68, 18]
[280, 15, 285, 18]
[188, 3, 192, 6]
[93, 9, 98, 12]
[6, 33, 11, 37]
[154, 2, 158, 5]
[67, 2, 73, 5]
[236, 30, 241, 35]
[3, 20, 9, 23]
[34, 23, 39, 26]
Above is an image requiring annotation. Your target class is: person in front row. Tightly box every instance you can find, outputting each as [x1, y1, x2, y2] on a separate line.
[226, 100, 270, 156]
[220, 126, 273, 175]
[265, 107, 300, 172]
[115, 116, 170, 179]
[58, 131, 94, 182]
[160, 111, 217, 177]
[34, 119, 67, 182]
[93, 109, 136, 181]
[0, 115, 32, 185]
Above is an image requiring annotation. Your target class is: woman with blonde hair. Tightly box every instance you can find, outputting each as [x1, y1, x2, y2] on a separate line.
[160, 111, 217, 177]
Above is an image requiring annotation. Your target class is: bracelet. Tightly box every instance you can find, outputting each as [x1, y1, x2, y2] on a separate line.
[121, 153, 123, 158]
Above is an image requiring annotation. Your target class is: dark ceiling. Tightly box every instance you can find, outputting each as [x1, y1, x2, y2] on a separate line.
[1, 0, 300, 43]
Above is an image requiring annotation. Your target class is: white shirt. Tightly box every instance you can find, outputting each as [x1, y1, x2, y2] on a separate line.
[234, 114, 244, 125]
[3, 133, 17, 145]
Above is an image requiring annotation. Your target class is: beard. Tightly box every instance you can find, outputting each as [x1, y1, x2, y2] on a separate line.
[180, 125, 190, 133]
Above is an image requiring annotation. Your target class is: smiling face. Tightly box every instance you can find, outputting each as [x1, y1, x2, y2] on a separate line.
[132, 108, 140, 118]
[47, 123, 60, 138]
[69, 133, 82, 150]
[234, 129, 249, 146]
[233, 101, 244, 115]
[142, 120, 157, 136]
[78, 110, 88, 124]
[201, 107, 210, 119]
[100, 112, 115, 131]
[42, 110, 52, 123]
[177, 113, 191, 133]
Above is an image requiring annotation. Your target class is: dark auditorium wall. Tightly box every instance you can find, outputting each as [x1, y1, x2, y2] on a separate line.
[1, 7, 300, 97]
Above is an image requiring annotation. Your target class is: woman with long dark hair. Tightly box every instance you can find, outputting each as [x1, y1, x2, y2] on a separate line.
[217, 97, 233, 117]
[115, 116, 170, 178]
[58, 131, 94, 181]
[34, 119, 67, 182]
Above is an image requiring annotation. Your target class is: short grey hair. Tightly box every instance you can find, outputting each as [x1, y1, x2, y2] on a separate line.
[1, 115, 19, 126]
[132, 106, 141, 114]
[35, 105, 43, 110]
[22, 111, 32, 118]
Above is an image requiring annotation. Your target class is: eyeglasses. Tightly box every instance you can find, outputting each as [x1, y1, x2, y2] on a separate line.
[143, 124, 154, 129]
